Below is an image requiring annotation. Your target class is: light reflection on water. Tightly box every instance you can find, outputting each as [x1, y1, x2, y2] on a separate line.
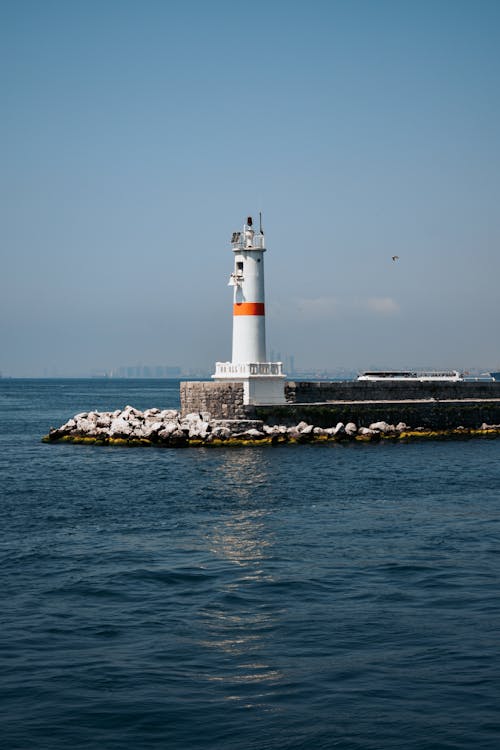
[197, 451, 286, 700]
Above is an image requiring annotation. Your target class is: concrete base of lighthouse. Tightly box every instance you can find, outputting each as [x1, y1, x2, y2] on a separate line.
[213, 362, 286, 405]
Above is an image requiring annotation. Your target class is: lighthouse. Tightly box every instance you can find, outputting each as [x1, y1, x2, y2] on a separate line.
[213, 215, 286, 405]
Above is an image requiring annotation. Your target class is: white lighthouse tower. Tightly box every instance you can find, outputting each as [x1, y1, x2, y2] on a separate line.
[213, 215, 286, 405]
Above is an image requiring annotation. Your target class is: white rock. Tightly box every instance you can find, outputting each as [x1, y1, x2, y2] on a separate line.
[159, 409, 180, 420]
[169, 429, 186, 440]
[144, 408, 160, 417]
[313, 427, 327, 435]
[140, 421, 164, 438]
[358, 427, 377, 436]
[369, 421, 391, 432]
[296, 421, 310, 432]
[159, 421, 179, 437]
[211, 426, 231, 438]
[109, 417, 133, 437]
[396, 422, 407, 431]
[333, 422, 345, 435]
[244, 428, 265, 438]
[263, 425, 281, 435]
[122, 406, 143, 420]
[189, 421, 210, 438]
[345, 422, 357, 435]
[76, 418, 96, 434]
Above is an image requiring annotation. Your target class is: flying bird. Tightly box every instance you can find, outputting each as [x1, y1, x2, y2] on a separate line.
[392, 255, 399, 261]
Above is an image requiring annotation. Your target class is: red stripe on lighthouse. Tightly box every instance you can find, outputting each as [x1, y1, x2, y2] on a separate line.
[233, 302, 265, 316]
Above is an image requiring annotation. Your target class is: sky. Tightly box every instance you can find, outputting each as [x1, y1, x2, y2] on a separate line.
[1, 0, 500, 376]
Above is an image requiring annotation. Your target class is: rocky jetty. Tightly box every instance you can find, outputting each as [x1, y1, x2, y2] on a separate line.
[42, 406, 500, 447]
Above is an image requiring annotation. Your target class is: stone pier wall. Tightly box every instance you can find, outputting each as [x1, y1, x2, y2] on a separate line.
[180, 381, 246, 419]
[180, 379, 500, 429]
[285, 380, 500, 403]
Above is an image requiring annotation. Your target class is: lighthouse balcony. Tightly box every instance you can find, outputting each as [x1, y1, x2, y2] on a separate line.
[231, 233, 266, 251]
[212, 361, 286, 405]
[213, 362, 285, 378]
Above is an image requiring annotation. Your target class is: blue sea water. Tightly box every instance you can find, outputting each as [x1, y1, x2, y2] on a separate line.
[1, 378, 500, 750]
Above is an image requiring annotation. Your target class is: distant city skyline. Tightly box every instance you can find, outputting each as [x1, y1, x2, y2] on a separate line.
[2, 359, 494, 381]
[2, 1, 500, 377]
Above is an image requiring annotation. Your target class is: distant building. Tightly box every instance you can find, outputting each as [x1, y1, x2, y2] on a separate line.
[110, 365, 182, 378]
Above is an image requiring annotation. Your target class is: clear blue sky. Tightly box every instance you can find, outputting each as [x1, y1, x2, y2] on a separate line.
[2, 0, 499, 376]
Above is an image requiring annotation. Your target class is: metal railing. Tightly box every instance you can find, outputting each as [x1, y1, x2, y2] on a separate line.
[214, 362, 284, 377]
[231, 232, 266, 251]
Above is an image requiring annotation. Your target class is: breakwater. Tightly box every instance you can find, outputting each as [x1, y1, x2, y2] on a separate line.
[43, 403, 500, 447]
[42, 381, 500, 447]
[180, 379, 500, 428]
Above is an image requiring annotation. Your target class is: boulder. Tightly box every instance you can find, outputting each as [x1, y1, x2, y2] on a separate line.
[191, 421, 210, 438]
[76, 417, 97, 435]
[122, 405, 143, 420]
[262, 424, 280, 437]
[243, 428, 265, 438]
[358, 427, 378, 436]
[159, 409, 180, 420]
[157, 421, 179, 438]
[140, 420, 164, 438]
[95, 427, 111, 436]
[300, 424, 314, 435]
[369, 421, 393, 433]
[345, 422, 357, 435]
[180, 413, 211, 438]
[168, 429, 188, 446]
[211, 425, 232, 439]
[109, 417, 134, 437]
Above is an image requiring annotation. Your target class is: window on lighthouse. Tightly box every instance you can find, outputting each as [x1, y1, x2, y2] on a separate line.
[236, 261, 243, 274]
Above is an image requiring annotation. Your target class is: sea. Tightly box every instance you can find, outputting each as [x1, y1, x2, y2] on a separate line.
[1, 378, 500, 750]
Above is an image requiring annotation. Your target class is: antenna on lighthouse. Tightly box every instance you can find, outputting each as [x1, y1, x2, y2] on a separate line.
[259, 212, 263, 234]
